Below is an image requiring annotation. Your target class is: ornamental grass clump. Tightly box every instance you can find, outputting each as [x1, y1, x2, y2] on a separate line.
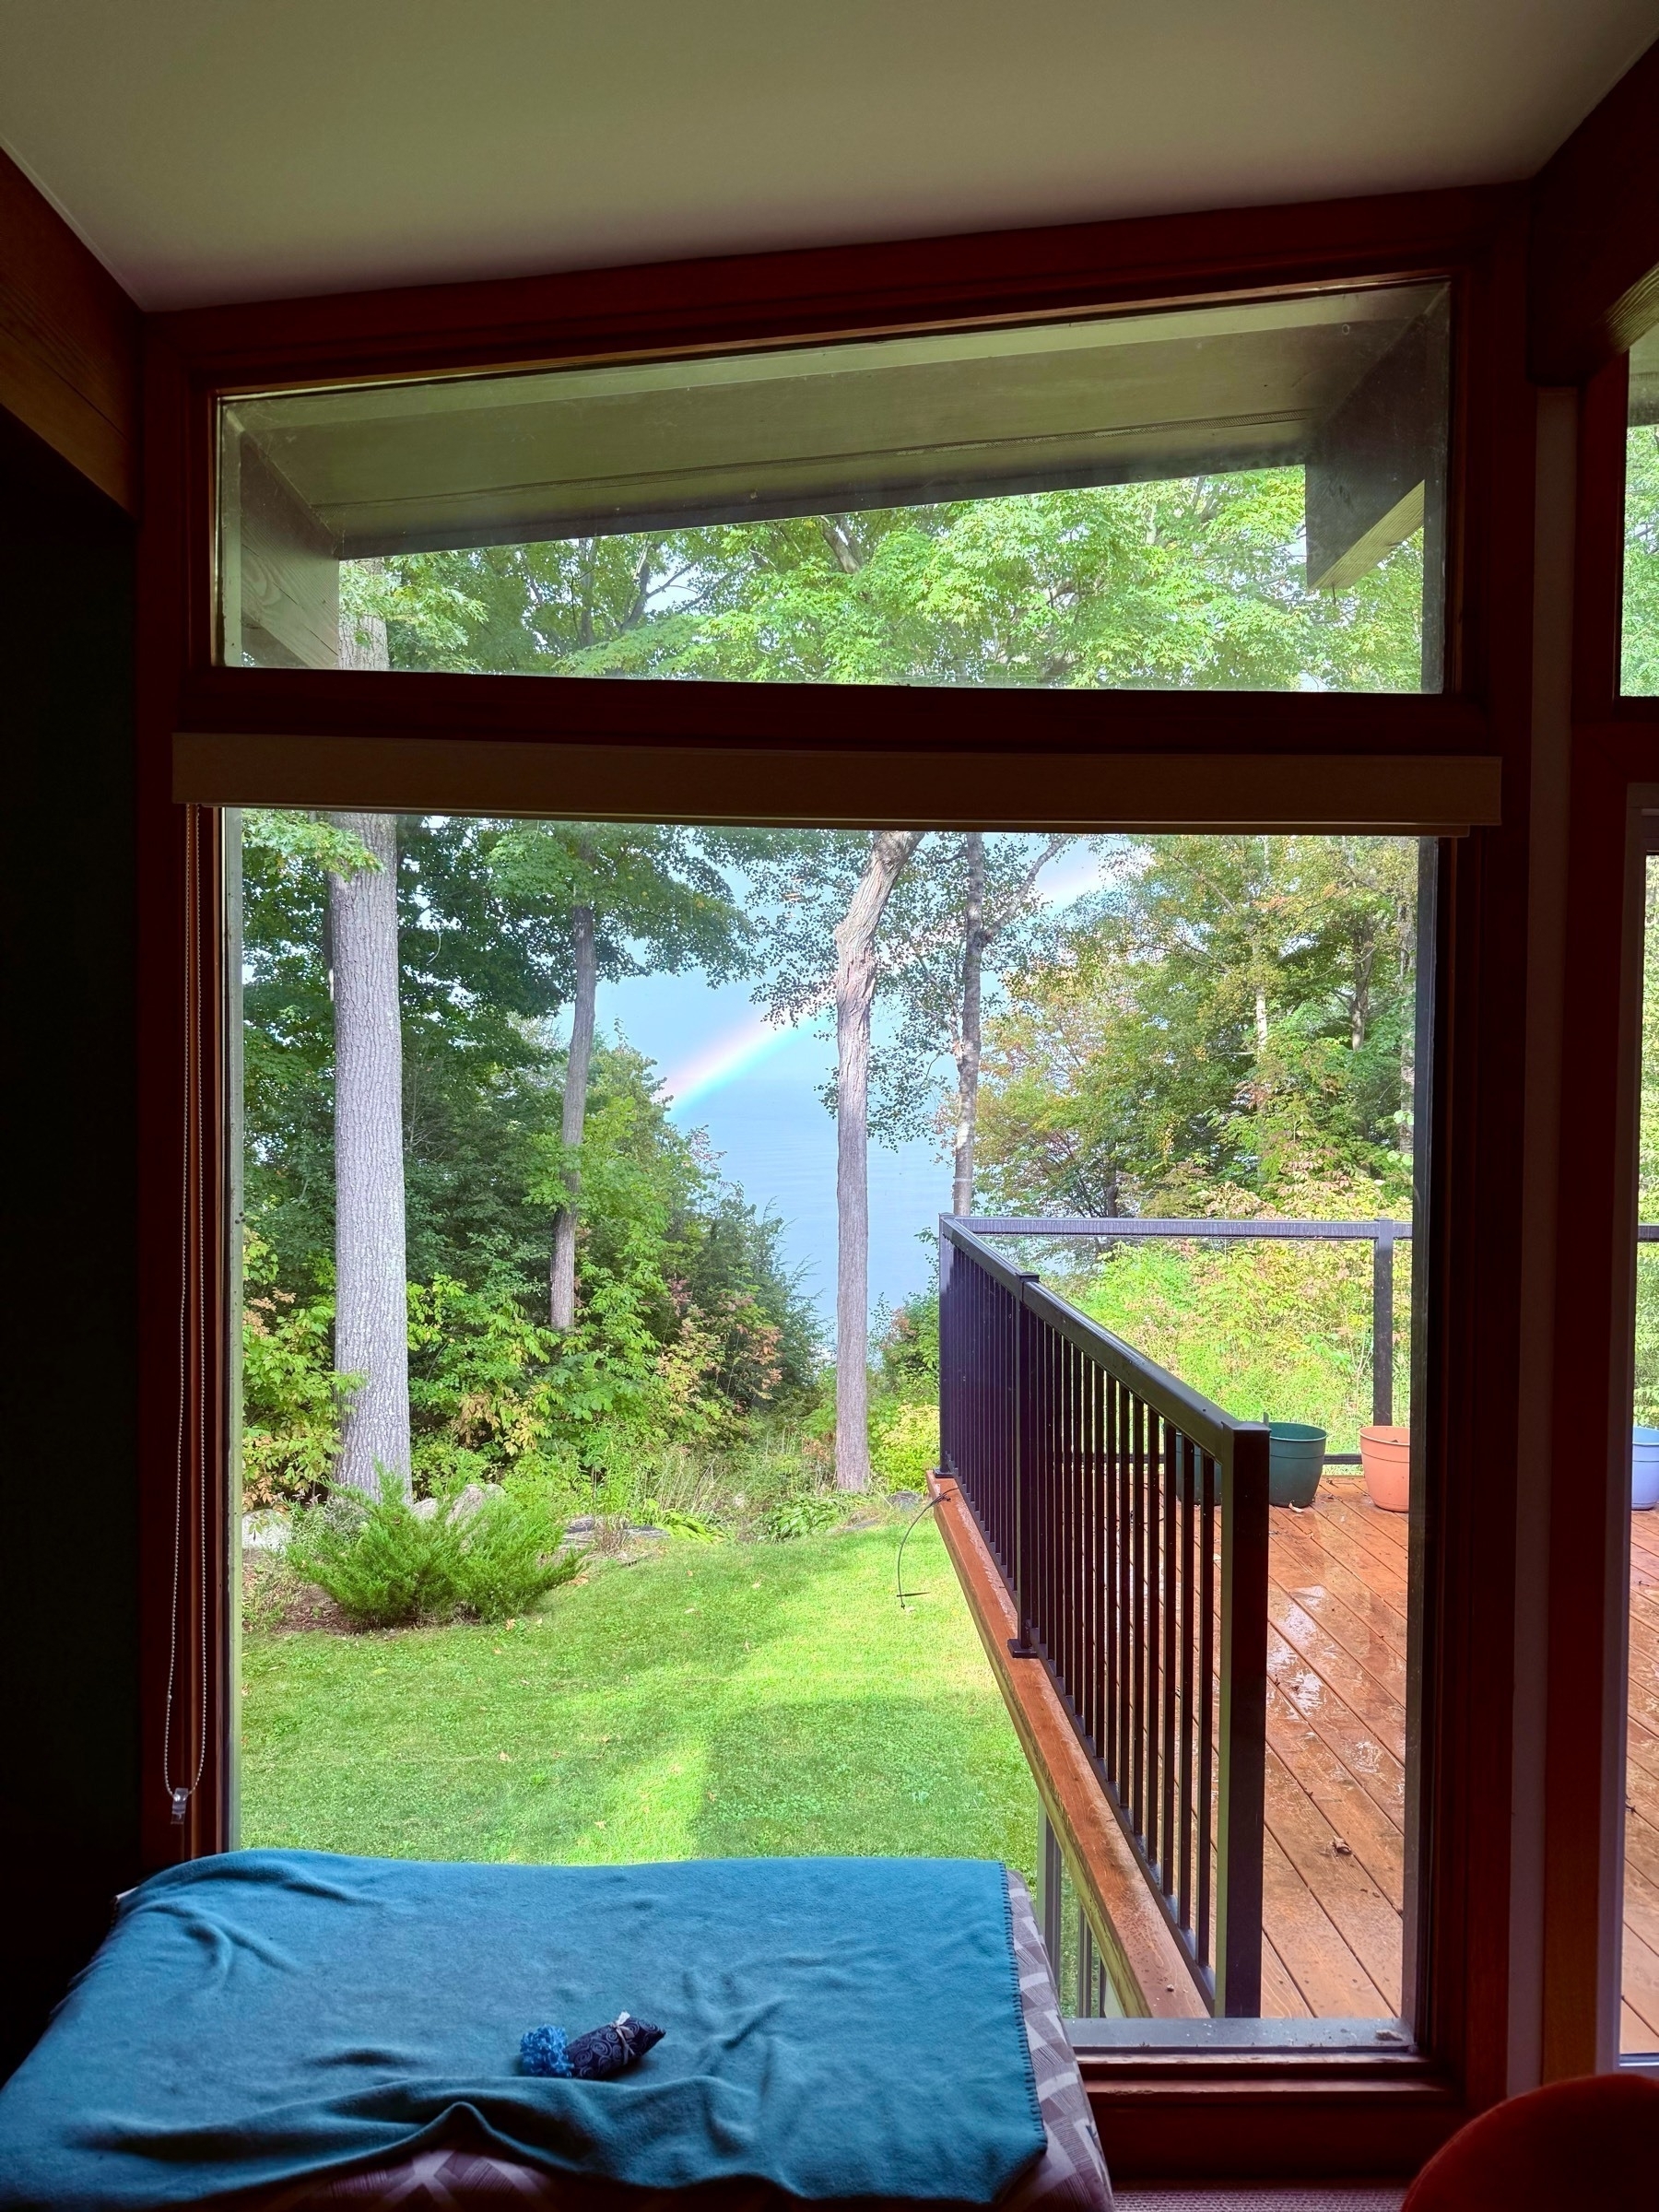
[287, 1474, 575, 1629]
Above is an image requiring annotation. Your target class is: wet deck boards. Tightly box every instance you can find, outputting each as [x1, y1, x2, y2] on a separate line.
[1266, 1477, 1659, 2050]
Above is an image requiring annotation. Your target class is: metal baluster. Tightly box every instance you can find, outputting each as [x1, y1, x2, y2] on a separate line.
[1197, 1450, 1216, 1978]
[1105, 1371, 1120, 1783]
[1149, 1403, 1161, 1860]
[1141, 1389, 1150, 1840]
[1178, 1432, 1196, 1938]
[1161, 1416, 1178, 1897]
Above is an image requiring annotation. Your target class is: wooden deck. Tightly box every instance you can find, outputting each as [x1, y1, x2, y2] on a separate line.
[1266, 1477, 1659, 2049]
[938, 1461, 1659, 2031]
[1258, 1475, 1409, 2018]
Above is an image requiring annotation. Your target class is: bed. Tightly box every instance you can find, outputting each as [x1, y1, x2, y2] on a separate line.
[0, 1853, 1112, 2212]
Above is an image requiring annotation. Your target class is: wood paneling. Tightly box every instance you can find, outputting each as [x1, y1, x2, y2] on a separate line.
[1530, 37, 1659, 384]
[219, 431, 340, 670]
[0, 147, 137, 512]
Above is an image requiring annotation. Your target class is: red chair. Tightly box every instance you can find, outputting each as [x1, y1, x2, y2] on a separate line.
[1404, 2073, 1659, 2210]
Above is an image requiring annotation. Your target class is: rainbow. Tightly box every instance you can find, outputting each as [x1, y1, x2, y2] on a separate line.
[660, 1014, 803, 1112]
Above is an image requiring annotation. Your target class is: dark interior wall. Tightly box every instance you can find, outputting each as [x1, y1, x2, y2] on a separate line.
[0, 405, 140, 2077]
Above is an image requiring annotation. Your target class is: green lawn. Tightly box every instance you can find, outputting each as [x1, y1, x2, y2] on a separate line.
[240, 1522, 1038, 1886]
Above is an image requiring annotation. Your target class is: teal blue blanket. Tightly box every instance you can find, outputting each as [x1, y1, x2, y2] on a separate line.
[0, 1852, 1042, 2209]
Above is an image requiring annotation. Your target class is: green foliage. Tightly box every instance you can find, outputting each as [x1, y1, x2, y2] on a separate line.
[759, 1491, 849, 1541]
[975, 836, 1418, 1217]
[286, 1474, 577, 1630]
[869, 1401, 940, 1491]
[1624, 426, 1659, 697]
[366, 475, 1424, 695]
[1048, 1183, 1411, 1455]
[488, 823, 753, 989]
[242, 818, 822, 1509]
[865, 1293, 942, 1491]
[448, 1480, 582, 1622]
[241, 1230, 344, 1507]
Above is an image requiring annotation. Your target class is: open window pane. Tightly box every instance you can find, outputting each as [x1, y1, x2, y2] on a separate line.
[232, 815, 1427, 2031]
[218, 285, 1449, 692]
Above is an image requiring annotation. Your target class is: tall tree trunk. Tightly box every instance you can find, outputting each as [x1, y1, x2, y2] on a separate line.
[951, 831, 988, 1217]
[833, 830, 924, 1490]
[328, 810, 411, 1497]
[550, 902, 597, 1330]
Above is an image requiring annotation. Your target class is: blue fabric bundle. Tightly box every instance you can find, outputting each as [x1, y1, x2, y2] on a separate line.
[0, 1851, 1042, 2208]
[522, 2014, 665, 2078]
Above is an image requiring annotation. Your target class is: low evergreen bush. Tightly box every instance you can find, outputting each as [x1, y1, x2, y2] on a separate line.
[448, 1477, 579, 1620]
[288, 1481, 464, 1629]
[287, 1473, 575, 1629]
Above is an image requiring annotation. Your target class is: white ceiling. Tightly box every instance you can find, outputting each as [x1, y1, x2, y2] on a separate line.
[1, 1, 1655, 313]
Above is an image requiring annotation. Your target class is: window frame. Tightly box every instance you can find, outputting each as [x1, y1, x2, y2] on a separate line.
[135, 185, 1542, 2183]
[1537, 347, 1659, 2083]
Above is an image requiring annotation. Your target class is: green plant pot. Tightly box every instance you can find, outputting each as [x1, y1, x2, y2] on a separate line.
[1267, 1421, 1326, 1510]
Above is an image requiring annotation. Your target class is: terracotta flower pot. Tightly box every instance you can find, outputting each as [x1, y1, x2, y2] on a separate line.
[1359, 1425, 1410, 1512]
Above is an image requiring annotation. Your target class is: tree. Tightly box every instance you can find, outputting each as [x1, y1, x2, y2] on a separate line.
[487, 825, 752, 1329]
[830, 830, 925, 1488]
[374, 473, 1427, 695]
[1625, 422, 1659, 696]
[973, 836, 1419, 1219]
[871, 833, 1072, 1214]
[725, 829, 926, 1488]
[325, 810, 412, 1494]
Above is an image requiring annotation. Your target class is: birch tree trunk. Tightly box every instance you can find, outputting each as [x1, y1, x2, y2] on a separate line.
[951, 831, 988, 1217]
[549, 903, 597, 1330]
[833, 830, 924, 1489]
[327, 809, 411, 1497]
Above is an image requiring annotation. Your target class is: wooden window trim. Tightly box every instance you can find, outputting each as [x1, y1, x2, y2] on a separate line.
[134, 186, 1544, 2181]
[1538, 348, 1659, 2074]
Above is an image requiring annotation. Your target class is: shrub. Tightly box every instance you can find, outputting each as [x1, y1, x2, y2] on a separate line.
[241, 1230, 343, 1508]
[759, 1490, 847, 1541]
[448, 1477, 580, 1620]
[287, 1480, 465, 1629]
[870, 1399, 940, 1491]
[286, 1473, 576, 1628]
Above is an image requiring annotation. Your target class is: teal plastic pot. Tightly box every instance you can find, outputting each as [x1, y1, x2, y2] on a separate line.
[1267, 1421, 1326, 1509]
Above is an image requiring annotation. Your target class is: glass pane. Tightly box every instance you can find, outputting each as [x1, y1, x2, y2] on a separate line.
[232, 817, 1424, 2030]
[218, 286, 1449, 692]
[1626, 328, 1659, 695]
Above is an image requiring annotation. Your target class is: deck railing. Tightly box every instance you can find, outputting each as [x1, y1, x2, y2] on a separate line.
[938, 1218, 1271, 2015]
[966, 1216, 1413, 1454]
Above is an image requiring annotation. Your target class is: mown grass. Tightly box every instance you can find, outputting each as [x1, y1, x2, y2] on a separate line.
[240, 1523, 1038, 1887]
